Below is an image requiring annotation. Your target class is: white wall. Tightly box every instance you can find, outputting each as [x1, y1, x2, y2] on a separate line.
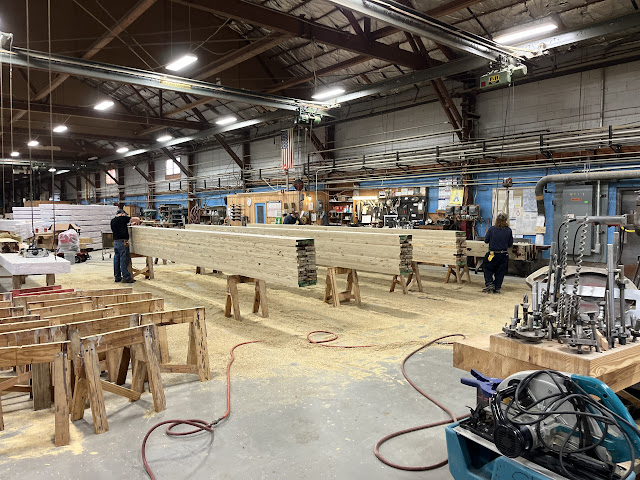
[476, 60, 640, 138]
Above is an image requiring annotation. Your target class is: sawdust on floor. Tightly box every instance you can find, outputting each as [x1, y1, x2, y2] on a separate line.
[0, 256, 528, 459]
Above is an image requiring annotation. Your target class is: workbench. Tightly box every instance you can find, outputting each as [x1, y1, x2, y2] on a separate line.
[0, 253, 71, 289]
[453, 333, 640, 392]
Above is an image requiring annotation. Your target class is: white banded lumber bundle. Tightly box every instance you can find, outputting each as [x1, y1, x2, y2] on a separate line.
[129, 226, 317, 287]
[185, 224, 413, 275]
[231, 224, 465, 266]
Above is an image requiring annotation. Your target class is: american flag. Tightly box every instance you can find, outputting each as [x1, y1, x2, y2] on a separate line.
[281, 128, 294, 171]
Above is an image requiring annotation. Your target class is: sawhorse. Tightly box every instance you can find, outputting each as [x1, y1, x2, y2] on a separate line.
[323, 267, 361, 307]
[129, 254, 154, 280]
[224, 275, 268, 321]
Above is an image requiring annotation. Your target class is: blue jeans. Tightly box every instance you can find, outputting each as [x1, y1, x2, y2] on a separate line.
[114, 240, 131, 281]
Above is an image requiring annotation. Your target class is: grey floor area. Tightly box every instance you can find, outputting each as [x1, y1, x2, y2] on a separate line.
[0, 349, 474, 479]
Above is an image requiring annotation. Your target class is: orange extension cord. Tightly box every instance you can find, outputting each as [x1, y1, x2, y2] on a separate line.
[307, 331, 470, 471]
[141, 340, 262, 480]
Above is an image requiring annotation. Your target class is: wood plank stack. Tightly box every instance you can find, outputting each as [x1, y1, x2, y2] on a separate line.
[185, 224, 413, 275]
[40, 204, 118, 250]
[129, 226, 317, 287]
[453, 333, 640, 393]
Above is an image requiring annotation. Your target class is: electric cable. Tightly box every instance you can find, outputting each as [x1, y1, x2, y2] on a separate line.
[499, 370, 640, 480]
[141, 340, 262, 480]
[372, 334, 469, 471]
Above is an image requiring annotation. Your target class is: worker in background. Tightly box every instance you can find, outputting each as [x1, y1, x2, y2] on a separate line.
[283, 211, 300, 225]
[111, 209, 140, 283]
[482, 212, 513, 294]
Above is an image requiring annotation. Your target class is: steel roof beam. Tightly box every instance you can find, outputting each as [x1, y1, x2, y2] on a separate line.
[0, 47, 326, 113]
[169, 0, 429, 70]
[1, 95, 207, 130]
[329, 0, 518, 61]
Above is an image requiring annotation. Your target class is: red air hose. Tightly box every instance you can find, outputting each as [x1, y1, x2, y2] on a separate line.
[141, 340, 262, 480]
[373, 334, 470, 471]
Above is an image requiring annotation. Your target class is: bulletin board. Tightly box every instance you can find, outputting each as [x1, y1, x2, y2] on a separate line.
[492, 187, 538, 235]
[266, 201, 282, 218]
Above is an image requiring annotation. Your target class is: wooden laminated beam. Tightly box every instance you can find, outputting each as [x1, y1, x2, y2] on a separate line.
[129, 226, 317, 287]
[185, 225, 413, 275]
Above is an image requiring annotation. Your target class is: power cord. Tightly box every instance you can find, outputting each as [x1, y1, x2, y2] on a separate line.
[373, 334, 469, 471]
[141, 340, 262, 480]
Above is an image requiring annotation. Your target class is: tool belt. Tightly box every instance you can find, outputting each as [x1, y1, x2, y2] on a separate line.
[487, 250, 507, 261]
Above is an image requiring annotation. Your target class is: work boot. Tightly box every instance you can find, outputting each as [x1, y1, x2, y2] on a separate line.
[482, 284, 494, 293]
[493, 289, 501, 294]
[114, 278, 121, 283]
[123, 278, 136, 284]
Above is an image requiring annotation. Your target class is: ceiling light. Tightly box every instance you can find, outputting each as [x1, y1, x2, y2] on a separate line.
[53, 125, 68, 133]
[48, 167, 57, 173]
[494, 21, 558, 45]
[94, 100, 114, 111]
[157, 134, 173, 142]
[88, 156, 98, 160]
[166, 53, 197, 71]
[312, 87, 345, 100]
[215, 116, 237, 126]
[56, 169, 70, 175]
[27, 140, 39, 147]
[10, 151, 19, 157]
[116, 147, 129, 154]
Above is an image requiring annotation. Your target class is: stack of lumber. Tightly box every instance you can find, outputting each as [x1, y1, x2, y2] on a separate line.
[10, 206, 42, 224]
[40, 204, 118, 249]
[129, 226, 317, 287]
[0, 219, 47, 240]
[453, 333, 640, 393]
[185, 224, 414, 275]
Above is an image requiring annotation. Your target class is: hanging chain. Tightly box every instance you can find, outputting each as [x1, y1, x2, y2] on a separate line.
[558, 219, 571, 329]
[570, 220, 588, 322]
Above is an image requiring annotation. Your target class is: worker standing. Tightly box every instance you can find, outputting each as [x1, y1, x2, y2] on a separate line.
[482, 212, 513, 294]
[111, 209, 136, 283]
[283, 211, 300, 225]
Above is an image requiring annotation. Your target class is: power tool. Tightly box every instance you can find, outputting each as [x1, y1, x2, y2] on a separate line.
[446, 370, 640, 480]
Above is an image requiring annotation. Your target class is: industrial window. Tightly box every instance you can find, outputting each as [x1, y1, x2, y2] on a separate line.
[105, 169, 117, 185]
[166, 157, 182, 180]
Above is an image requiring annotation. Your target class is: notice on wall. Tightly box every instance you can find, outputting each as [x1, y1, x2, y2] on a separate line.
[492, 187, 537, 235]
[267, 201, 282, 218]
[449, 186, 464, 206]
[438, 177, 458, 210]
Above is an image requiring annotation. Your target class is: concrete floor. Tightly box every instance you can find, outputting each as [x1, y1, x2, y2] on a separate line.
[0, 349, 472, 479]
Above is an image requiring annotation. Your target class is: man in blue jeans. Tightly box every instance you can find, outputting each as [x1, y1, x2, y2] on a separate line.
[111, 209, 135, 283]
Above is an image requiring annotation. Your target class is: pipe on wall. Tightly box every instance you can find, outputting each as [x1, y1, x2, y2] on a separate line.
[535, 169, 640, 220]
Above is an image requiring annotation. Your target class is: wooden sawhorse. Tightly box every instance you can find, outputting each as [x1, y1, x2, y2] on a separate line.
[129, 254, 154, 280]
[445, 263, 471, 284]
[390, 263, 423, 295]
[225, 275, 268, 321]
[323, 267, 361, 307]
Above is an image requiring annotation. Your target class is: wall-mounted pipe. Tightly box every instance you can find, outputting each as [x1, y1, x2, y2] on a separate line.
[535, 169, 640, 220]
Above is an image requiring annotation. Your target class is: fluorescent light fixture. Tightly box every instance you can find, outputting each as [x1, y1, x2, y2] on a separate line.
[53, 125, 68, 133]
[88, 156, 98, 161]
[215, 115, 237, 126]
[48, 167, 57, 172]
[94, 100, 114, 111]
[10, 151, 19, 157]
[166, 53, 197, 71]
[55, 169, 70, 175]
[494, 21, 558, 45]
[157, 134, 173, 142]
[116, 147, 129, 154]
[27, 140, 39, 147]
[352, 195, 378, 201]
[312, 87, 345, 100]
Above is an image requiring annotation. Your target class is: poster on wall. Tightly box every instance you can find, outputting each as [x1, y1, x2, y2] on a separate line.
[267, 201, 282, 218]
[438, 177, 458, 210]
[492, 187, 537, 235]
[449, 186, 464, 206]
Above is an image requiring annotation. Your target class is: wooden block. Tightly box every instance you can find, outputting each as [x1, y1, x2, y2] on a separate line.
[192, 310, 210, 382]
[32, 362, 52, 411]
[70, 377, 88, 421]
[53, 352, 70, 446]
[100, 380, 141, 401]
[130, 358, 148, 399]
[82, 341, 109, 434]
[142, 326, 166, 413]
